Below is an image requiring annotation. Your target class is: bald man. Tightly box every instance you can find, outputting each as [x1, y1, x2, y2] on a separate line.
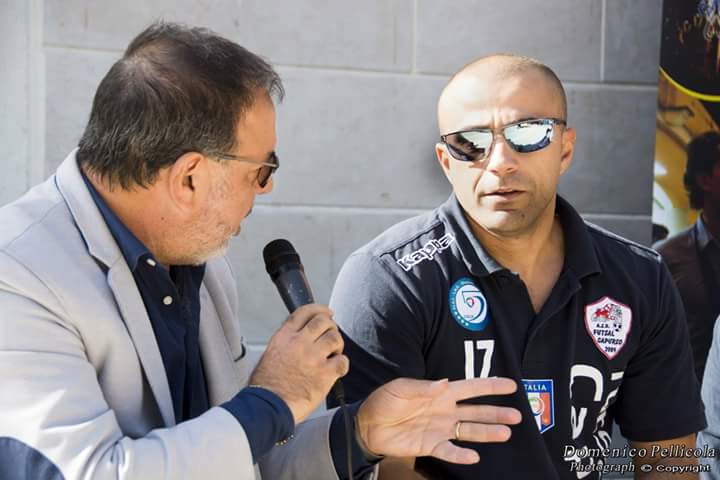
[328, 55, 706, 479]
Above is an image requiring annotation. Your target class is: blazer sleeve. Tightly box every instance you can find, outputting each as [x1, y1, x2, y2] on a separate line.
[217, 257, 352, 480]
[0, 252, 256, 480]
[258, 409, 340, 480]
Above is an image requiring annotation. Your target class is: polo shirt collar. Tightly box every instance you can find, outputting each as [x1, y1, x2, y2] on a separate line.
[438, 194, 502, 277]
[439, 193, 601, 280]
[557, 195, 601, 279]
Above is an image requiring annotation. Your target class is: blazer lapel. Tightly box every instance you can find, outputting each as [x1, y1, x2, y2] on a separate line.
[199, 262, 247, 405]
[55, 150, 176, 427]
[107, 264, 176, 426]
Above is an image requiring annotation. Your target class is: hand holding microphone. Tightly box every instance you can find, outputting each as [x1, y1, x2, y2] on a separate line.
[248, 240, 349, 424]
[250, 239, 522, 470]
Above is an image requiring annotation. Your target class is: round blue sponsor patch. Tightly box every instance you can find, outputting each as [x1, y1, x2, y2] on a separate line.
[449, 277, 490, 331]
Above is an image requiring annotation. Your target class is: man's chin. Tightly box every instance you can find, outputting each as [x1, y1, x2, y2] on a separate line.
[188, 245, 229, 266]
[469, 210, 528, 234]
[179, 237, 232, 266]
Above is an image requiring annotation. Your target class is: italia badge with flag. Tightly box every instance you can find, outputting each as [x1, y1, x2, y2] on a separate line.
[522, 379, 555, 434]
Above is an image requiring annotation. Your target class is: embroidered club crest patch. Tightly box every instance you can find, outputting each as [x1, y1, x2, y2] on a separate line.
[584, 296, 632, 360]
[449, 277, 490, 331]
[522, 379, 555, 434]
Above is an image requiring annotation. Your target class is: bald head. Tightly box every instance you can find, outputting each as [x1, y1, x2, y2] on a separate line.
[438, 54, 567, 133]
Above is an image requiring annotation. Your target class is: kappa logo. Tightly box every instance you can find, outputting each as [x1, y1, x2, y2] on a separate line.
[396, 233, 456, 271]
[584, 296, 632, 360]
[522, 379, 555, 434]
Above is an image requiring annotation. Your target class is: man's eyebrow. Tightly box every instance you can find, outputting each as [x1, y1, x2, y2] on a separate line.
[456, 116, 552, 131]
[510, 116, 547, 124]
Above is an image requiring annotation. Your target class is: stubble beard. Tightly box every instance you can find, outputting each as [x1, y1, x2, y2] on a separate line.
[470, 189, 555, 239]
[167, 176, 237, 266]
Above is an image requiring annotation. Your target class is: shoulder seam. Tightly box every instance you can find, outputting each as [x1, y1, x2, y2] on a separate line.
[375, 215, 445, 258]
[584, 221, 659, 260]
[341, 250, 424, 312]
[2, 198, 66, 253]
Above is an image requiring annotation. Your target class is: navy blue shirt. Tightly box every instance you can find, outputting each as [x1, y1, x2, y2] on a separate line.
[82, 172, 373, 475]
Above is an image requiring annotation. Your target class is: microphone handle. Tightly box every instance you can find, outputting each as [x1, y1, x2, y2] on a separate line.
[269, 258, 352, 478]
[272, 269, 315, 312]
[272, 267, 345, 403]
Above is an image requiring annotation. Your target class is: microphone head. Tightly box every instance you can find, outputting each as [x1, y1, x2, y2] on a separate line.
[263, 239, 302, 279]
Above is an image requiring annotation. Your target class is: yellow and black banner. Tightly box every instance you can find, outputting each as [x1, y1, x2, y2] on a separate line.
[653, 0, 720, 241]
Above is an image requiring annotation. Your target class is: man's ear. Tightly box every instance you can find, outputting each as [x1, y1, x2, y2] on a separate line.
[436, 143, 453, 183]
[165, 152, 211, 212]
[559, 127, 576, 176]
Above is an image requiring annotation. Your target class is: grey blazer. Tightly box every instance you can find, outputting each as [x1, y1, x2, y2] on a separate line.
[0, 151, 339, 480]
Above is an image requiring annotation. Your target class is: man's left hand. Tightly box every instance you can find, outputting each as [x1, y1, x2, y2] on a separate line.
[356, 377, 521, 464]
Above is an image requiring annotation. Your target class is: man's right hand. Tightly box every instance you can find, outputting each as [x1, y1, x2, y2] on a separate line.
[356, 377, 521, 463]
[248, 304, 348, 424]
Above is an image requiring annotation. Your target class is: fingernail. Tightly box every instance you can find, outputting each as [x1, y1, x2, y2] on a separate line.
[466, 452, 480, 464]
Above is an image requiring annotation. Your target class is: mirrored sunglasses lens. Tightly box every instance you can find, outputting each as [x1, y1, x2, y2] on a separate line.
[446, 131, 493, 161]
[505, 122, 553, 153]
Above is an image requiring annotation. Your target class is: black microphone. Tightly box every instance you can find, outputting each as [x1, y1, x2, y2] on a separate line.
[263, 239, 315, 311]
[262, 238, 345, 401]
[263, 239, 354, 479]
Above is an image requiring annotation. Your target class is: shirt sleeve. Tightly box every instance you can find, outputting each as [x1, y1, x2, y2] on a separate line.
[612, 261, 707, 441]
[328, 252, 427, 408]
[221, 386, 295, 463]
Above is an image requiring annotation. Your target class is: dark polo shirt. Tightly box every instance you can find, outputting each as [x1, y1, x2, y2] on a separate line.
[330, 194, 705, 479]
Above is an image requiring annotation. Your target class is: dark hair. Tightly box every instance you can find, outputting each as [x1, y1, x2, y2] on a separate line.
[76, 21, 284, 189]
[683, 131, 720, 210]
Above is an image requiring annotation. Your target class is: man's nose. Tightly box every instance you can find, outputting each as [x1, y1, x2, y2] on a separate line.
[484, 135, 519, 176]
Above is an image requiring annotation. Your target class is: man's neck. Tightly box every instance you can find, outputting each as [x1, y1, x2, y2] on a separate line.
[470, 205, 563, 278]
[83, 167, 169, 266]
[467, 201, 565, 313]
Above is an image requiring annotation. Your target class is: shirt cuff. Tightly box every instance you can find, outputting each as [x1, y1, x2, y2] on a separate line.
[329, 400, 381, 479]
[221, 386, 295, 463]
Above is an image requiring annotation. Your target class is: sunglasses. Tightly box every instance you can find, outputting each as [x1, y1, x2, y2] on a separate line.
[212, 151, 280, 188]
[440, 118, 566, 163]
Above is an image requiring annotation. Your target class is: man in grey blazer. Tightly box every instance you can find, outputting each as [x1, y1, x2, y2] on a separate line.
[0, 22, 522, 480]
